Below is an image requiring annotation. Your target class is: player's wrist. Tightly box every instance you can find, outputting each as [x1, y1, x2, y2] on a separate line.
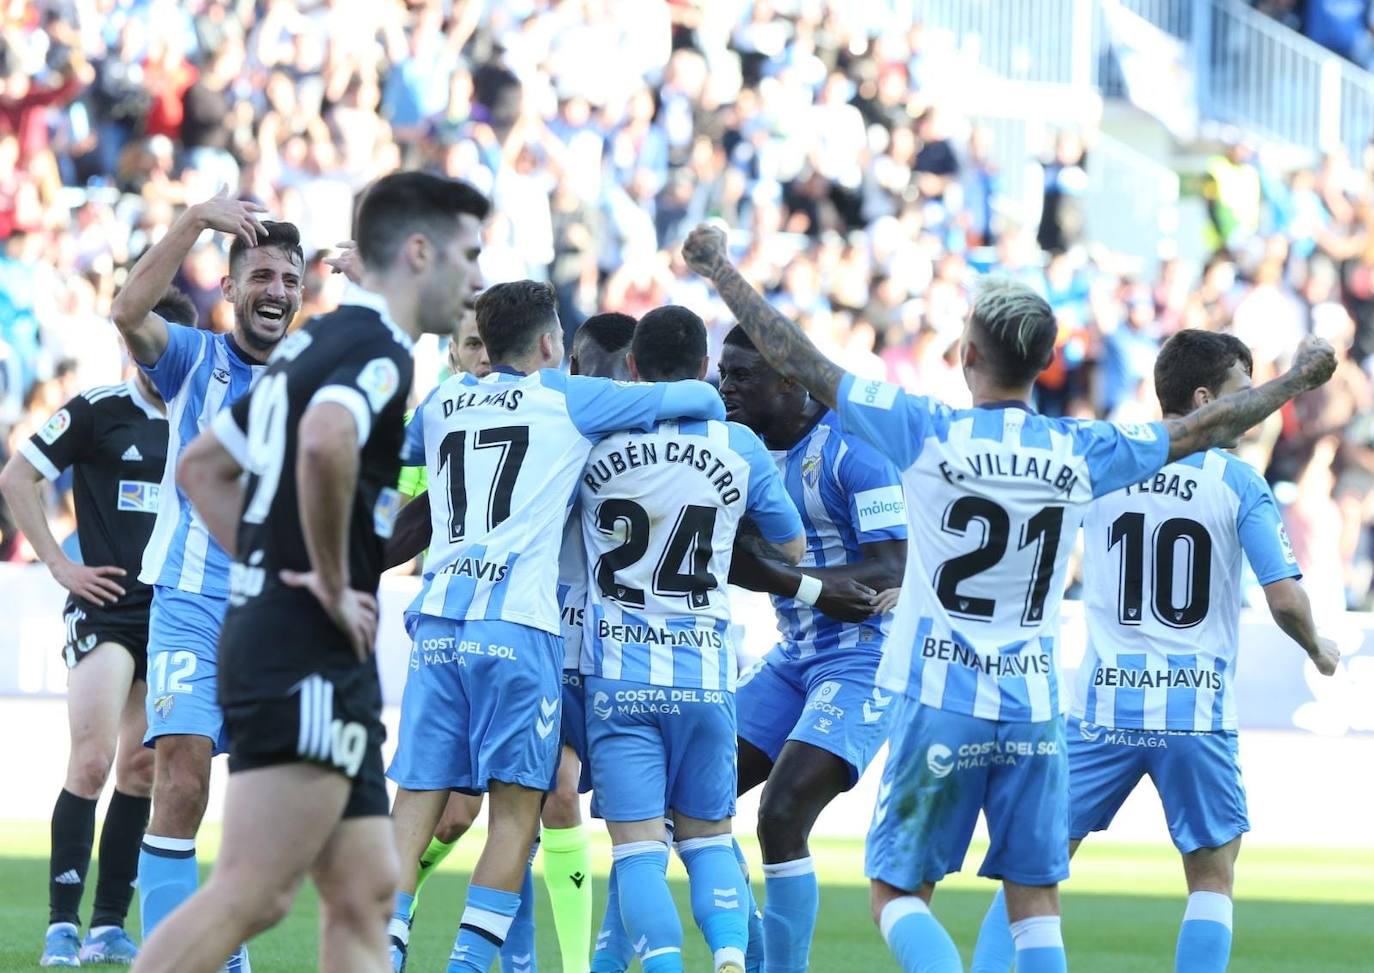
[794, 573, 822, 606]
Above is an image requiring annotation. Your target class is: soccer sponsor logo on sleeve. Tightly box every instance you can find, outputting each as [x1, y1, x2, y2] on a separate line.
[854, 486, 907, 532]
[357, 357, 400, 413]
[1112, 421, 1158, 443]
[38, 409, 71, 444]
[373, 487, 401, 539]
[925, 744, 954, 778]
[847, 379, 898, 410]
[1278, 523, 1297, 565]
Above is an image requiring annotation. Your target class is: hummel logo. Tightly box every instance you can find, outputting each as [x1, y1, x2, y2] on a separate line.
[570, 871, 586, 889]
[536, 696, 558, 739]
[54, 869, 81, 885]
[540, 697, 558, 718]
[122, 445, 143, 462]
[863, 687, 892, 724]
[873, 781, 892, 825]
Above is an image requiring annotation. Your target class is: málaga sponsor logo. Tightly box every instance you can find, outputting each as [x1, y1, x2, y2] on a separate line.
[593, 686, 727, 717]
[925, 739, 1059, 776]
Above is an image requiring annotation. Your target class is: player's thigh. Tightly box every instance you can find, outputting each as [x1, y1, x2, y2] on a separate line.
[735, 656, 804, 775]
[981, 718, 1070, 887]
[66, 641, 136, 757]
[607, 816, 670, 845]
[664, 688, 736, 825]
[1065, 716, 1148, 840]
[787, 651, 893, 789]
[672, 812, 732, 840]
[585, 676, 670, 823]
[214, 763, 351, 914]
[760, 739, 852, 821]
[863, 700, 989, 892]
[114, 678, 154, 795]
[1149, 730, 1250, 857]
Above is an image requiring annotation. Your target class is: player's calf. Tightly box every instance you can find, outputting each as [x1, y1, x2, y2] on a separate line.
[314, 817, 399, 973]
[1176, 840, 1240, 973]
[675, 825, 749, 973]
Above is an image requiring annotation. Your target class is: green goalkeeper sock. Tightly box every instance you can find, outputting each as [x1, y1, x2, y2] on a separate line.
[541, 825, 593, 972]
[412, 835, 458, 913]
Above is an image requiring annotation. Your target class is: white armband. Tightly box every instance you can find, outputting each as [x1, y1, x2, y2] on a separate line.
[794, 574, 823, 606]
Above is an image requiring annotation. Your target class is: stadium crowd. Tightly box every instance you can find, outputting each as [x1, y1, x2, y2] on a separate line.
[1, 0, 1372, 612]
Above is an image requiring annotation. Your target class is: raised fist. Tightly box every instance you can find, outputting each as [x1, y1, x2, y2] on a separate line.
[1290, 333, 1337, 391]
[682, 223, 729, 278]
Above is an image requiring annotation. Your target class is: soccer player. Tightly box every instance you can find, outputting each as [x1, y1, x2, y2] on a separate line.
[716, 324, 907, 973]
[110, 190, 303, 968]
[681, 222, 1336, 973]
[130, 171, 489, 973]
[0, 290, 193, 967]
[390, 314, 636, 973]
[386, 281, 726, 973]
[580, 305, 804, 973]
[970, 330, 1341, 973]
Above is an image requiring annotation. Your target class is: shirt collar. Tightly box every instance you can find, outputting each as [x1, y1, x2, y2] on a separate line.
[341, 283, 414, 352]
[125, 378, 164, 419]
[978, 399, 1035, 413]
[491, 365, 526, 377]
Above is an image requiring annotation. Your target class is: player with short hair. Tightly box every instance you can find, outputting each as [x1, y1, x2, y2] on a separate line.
[387, 281, 726, 973]
[580, 305, 804, 973]
[717, 324, 907, 973]
[970, 329, 1340, 973]
[681, 222, 1337, 973]
[110, 191, 304, 970]
[130, 170, 490, 973]
[388, 313, 637, 973]
[0, 291, 193, 967]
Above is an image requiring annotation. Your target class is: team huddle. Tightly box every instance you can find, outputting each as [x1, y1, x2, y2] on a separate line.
[2, 169, 1341, 973]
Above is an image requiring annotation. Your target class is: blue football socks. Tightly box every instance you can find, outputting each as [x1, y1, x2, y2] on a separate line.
[1176, 891, 1233, 973]
[448, 884, 520, 973]
[971, 886, 1016, 972]
[879, 896, 962, 973]
[761, 857, 818, 973]
[1011, 915, 1067, 973]
[613, 841, 682, 973]
[137, 835, 197, 940]
[678, 835, 748, 971]
[731, 839, 765, 973]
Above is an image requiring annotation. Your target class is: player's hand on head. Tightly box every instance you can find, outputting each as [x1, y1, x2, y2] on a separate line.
[50, 561, 126, 606]
[280, 569, 379, 661]
[192, 186, 268, 247]
[1310, 636, 1341, 677]
[324, 241, 364, 285]
[682, 223, 729, 278]
[1289, 334, 1337, 391]
[815, 578, 881, 622]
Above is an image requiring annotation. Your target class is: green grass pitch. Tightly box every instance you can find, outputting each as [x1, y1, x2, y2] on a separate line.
[0, 822, 1369, 971]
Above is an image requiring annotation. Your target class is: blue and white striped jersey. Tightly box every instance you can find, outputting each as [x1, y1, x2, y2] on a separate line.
[139, 322, 265, 597]
[401, 368, 726, 636]
[837, 375, 1171, 723]
[579, 419, 801, 691]
[557, 507, 588, 670]
[766, 410, 906, 662]
[1073, 450, 1300, 731]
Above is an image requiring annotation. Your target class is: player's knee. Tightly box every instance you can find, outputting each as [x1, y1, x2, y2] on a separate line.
[542, 785, 580, 829]
[115, 744, 155, 798]
[755, 789, 813, 854]
[435, 799, 479, 843]
[66, 745, 116, 798]
[152, 747, 210, 831]
[322, 855, 397, 932]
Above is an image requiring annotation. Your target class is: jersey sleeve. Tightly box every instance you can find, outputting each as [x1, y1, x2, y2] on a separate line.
[400, 389, 438, 467]
[211, 394, 250, 468]
[140, 319, 204, 400]
[837, 437, 908, 543]
[834, 373, 938, 470]
[730, 423, 803, 543]
[308, 346, 409, 445]
[560, 373, 725, 440]
[19, 394, 96, 481]
[1235, 470, 1302, 585]
[1073, 420, 1171, 498]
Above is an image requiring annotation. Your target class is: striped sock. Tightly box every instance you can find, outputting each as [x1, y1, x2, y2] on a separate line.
[1011, 915, 1067, 973]
[447, 885, 520, 973]
[1176, 892, 1233, 973]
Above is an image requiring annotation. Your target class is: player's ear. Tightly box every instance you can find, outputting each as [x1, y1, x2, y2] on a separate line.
[1192, 385, 1213, 409]
[220, 274, 235, 302]
[695, 355, 708, 381]
[626, 352, 641, 382]
[402, 232, 430, 274]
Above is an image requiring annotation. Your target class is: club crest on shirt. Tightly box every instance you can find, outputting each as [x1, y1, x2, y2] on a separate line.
[38, 409, 71, 444]
[154, 694, 175, 720]
[801, 453, 822, 487]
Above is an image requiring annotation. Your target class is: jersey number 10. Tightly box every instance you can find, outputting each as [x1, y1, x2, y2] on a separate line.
[1108, 513, 1212, 628]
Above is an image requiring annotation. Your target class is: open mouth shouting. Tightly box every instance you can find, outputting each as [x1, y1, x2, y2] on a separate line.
[253, 301, 290, 328]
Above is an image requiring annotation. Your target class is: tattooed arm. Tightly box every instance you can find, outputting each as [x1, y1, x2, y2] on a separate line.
[1164, 334, 1337, 462]
[683, 224, 847, 409]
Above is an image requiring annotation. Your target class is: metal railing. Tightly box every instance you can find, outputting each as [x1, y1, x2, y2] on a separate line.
[916, 0, 1374, 159]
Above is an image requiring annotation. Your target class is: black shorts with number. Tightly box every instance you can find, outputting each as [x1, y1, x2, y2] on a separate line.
[221, 664, 387, 819]
[63, 599, 150, 683]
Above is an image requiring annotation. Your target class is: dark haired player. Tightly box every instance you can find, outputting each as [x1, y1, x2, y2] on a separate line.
[133, 171, 489, 973]
[0, 290, 193, 967]
[110, 190, 304, 967]
[717, 324, 907, 973]
[971, 330, 1339, 973]
[683, 222, 1336, 973]
[387, 281, 726, 973]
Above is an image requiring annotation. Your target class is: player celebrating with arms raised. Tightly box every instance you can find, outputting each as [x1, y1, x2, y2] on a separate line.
[133, 171, 490, 973]
[682, 222, 1336, 973]
[971, 330, 1340, 973]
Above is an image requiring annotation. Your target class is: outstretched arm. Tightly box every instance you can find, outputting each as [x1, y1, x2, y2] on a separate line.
[112, 190, 268, 365]
[1163, 334, 1337, 461]
[682, 224, 846, 409]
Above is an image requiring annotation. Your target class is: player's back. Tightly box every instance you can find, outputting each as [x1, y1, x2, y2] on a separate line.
[580, 418, 776, 691]
[837, 378, 1169, 723]
[1074, 450, 1299, 731]
[140, 323, 264, 597]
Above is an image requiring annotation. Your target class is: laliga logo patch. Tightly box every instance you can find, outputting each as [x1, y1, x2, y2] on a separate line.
[38, 409, 71, 445]
[1278, 524, 1297, 565]
[357, 357, 400, 413]
[1112, 421, 1158, 443]
[926, 743, 954, 779]
[1078, 720, 1103, 743]
[593, 691, 612, 720]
